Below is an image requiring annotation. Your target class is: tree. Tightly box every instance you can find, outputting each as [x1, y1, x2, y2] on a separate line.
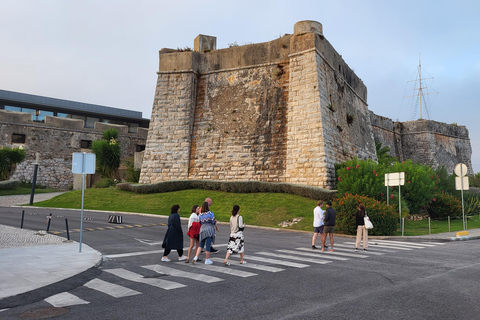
[375, 142, 397, 166]
[91, 129, 121, 178]
[0, 147, 26, 180]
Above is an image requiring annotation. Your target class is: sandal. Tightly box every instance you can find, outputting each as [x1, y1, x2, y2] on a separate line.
[239, 261, 247, 264]
[224, 261, 230, 266]
[185, 259, 189, 263]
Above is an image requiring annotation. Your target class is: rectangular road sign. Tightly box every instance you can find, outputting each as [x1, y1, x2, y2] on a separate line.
[385, 172, 405, 186]
[72, 153, 96, 174]
[455, 176, 469, 190]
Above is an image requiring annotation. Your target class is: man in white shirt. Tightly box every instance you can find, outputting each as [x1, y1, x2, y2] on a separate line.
[311, 200, 324, 249]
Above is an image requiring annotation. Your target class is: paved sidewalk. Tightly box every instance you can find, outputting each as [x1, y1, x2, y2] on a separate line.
[0, 224, 102, 303]
[0, 192, 66, 207]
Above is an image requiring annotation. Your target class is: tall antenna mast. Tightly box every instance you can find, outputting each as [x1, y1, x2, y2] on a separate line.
[404, 53, 438, 120]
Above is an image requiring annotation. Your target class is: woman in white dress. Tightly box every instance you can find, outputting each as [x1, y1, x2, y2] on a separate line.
[223, 205, 246, 265]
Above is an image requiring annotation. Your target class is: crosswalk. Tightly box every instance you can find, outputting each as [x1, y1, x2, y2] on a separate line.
[43, 239, 445, 308]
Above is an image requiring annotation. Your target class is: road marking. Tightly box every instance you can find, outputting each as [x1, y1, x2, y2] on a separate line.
[282, 249, 349, 261]
[45, 292, 89, 307]
[368, 241, 424, 249]
[183, 261, 258, 277]
[334, 243, 396, 253]
[422, 241, 446, 245]
[104, 268, 186, 290]
[375, 240, 436, 247]
[295, 247, 369, 258]
[343, 241, 412, 251]
[134, 238, 163, 246]
[142, 264, 224, 283]
[243, 255, 310, 268]
[331, 244, 384, 255]
[84, 278, 141, 298]
[210, 257, 285, 272]
[256, 251, 332, 264]
[104, 250, 164, 259]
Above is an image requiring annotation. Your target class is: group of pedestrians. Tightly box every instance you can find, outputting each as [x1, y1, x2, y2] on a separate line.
[311, 201, 368, 252]
[161, 197, 246, 265]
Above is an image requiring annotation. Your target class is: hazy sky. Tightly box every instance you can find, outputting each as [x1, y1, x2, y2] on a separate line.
[1, 0, 479, 170]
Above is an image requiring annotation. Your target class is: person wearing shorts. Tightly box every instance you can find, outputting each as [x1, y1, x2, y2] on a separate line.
[322, 201, 336, 252]
[311, 200, 324, 249]
[192, 201, 219, 265]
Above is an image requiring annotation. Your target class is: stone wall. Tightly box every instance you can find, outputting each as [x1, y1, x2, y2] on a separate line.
[370, 112, 472, 173]
[0, 110, 147, 189]
[140, 20, 472, 188]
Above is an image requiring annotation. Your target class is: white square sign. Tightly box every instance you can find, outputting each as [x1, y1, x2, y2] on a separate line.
[72, 153, 96, 174]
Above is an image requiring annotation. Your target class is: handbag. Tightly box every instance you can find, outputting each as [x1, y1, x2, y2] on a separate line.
[364, 214, 373, 230]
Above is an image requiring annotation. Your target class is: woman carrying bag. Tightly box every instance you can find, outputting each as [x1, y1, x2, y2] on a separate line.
[355, 204, 369, 252]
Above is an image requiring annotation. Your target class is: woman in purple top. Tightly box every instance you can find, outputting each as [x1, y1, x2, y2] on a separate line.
[192, 202, 219, 265]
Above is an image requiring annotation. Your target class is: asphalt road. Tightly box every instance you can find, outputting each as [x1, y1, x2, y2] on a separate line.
[1, 206, 480, 320]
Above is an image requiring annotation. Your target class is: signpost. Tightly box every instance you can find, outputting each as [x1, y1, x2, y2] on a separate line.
[72, 152, 95, 252]
[385, 172, 405, 235]
[454, 163, 469, 230]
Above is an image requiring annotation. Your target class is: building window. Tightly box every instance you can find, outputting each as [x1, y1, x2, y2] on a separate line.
[81, 140, 92, 149]
[136, 145, 146, 152]
[12, 133, 26, 144]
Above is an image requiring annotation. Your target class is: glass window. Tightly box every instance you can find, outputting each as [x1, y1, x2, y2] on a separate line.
[4, 105, 21, 112]
[129, 123, 139, 134]
[56, 112, 69, 118]
[136, 145, 146, 152]
[37, 110, 54, 121]
[12, 133, 26, 144]
[81, 140, 92, 149]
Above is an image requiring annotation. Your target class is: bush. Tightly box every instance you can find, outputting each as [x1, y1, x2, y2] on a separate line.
[0, 179, 21, 190]
[426, 192, 462, 219]
[333, 194, 398, 236]
[116, 180, 337, 200]
[93, 178, 117, 188]
[124, 158, 141, 183]
[91, 129, 121, 178]
[464, 193, 480, 216]
[0, 147, 26, 180]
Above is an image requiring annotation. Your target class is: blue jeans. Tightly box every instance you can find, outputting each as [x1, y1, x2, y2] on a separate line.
[200, 237, 213, 252]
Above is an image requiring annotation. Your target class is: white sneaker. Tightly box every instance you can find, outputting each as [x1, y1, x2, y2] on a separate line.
[205, 259, 213, 265]
[161, 257, 171, 262]
[178, 256, 187, 261]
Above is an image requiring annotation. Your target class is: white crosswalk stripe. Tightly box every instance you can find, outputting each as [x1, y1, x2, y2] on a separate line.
[278, 249, 349, 261]
[209, 257, 285, 272]
[244, 255, 310, 268]
[255, 251, 332, 264]
[142, 264, 224, 283]
[332, 244, 384, 255]
[370, 240, 428, 248]
[84, 278, 141, 298]
[374, 240, 436, 247]
[343, 241, 413, 250]
[45, 292, 89, 307]
[104, 268, 186, 290]
[296, 247, 369, 258]
[182, 261, 258, 277]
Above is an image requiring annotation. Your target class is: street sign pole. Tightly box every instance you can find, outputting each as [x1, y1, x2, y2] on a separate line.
[79, 154, 86, 252]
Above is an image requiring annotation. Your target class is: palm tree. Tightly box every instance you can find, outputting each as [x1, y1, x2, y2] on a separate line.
[375, 142, 397, 166]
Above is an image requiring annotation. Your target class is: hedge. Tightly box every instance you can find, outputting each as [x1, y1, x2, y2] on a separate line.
[116, 180, 336, 200]
[0, 179, 21, 190]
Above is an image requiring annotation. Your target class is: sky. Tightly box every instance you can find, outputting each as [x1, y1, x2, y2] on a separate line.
[1, 0, 479, 171]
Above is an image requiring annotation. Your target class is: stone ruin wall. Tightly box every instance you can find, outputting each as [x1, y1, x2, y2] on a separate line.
[370, 112, 472, 173]
[140, 21, 378, 189]
[0, 110, 147, 189]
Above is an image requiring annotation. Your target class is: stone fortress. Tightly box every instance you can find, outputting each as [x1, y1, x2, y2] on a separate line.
[139, 20, 472, 189]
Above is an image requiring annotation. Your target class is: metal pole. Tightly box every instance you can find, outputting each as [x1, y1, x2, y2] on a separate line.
[29, 164, 38, 205]
[428, 217, 431, 235]
[448, 216, 450, 232]
[398, 185, 402, 228]
[65, 218, 70, 240]
[46, 213, 52, 232]
[460, 165, 465, 230]
[79, 153, 86, 252]
[21, 210, 25, 229]
[402, 218, 404, 236]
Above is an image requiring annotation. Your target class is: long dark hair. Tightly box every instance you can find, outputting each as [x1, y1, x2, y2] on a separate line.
[171, 204, 180, 214]
[358, 204, 365, 218]
[232, 205, 240, 216]
[201, 202, 209, 213]
[191, 205, 199, 214]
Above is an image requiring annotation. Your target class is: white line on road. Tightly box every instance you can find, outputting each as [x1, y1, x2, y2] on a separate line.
[84, 278, 141, 298]
[256, 251, 332, 264]
[332, 244, 384, 255]
[45, 292, 90, 307]
[209, 257, 285, 272]
[243, 255, 310, 268]
[104, 268, 186, 290]
[279, 249, 349, 261]
[142, 264, 224, 283]
[343, 242, 412, 251]
[296, 247, 369, 258]
[183, 261, 258, 277]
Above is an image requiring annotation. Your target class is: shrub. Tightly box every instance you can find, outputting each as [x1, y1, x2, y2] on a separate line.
[0, 147, 26, 180]
[425, 192, 462, 219]
[333, 194, 398, 236]
[91, 129, 121, 178]
[93, 178, 116, 188]
[0, 179, 21, 190]
[124, 157, 141, 183]
[116, 180, 337, 200]
[463, 193, 480, 216]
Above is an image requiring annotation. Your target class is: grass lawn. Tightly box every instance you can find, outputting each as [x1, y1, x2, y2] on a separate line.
[0, 187, 60, 196]
[31, 188, 479, 236]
